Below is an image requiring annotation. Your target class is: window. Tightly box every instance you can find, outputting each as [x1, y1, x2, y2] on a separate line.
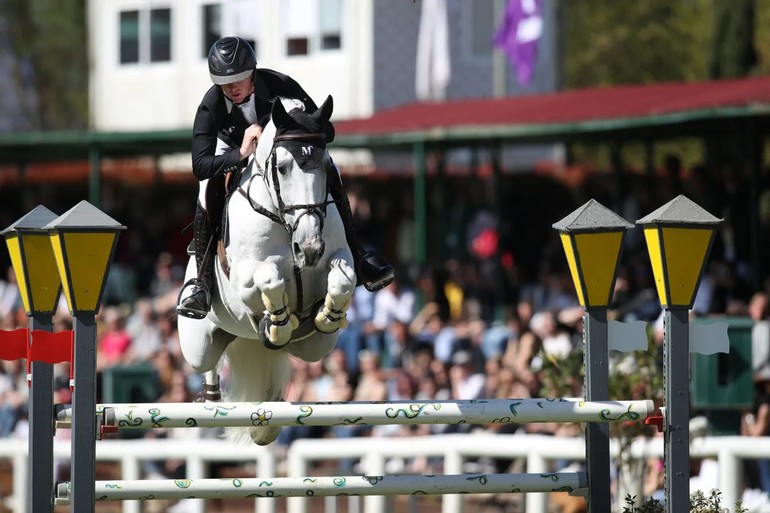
[283, 0, 342, 56]
[150, 8, 171, 62]
[119, 11, 140, 64]
[118, 7, 172, 65]
[319, 0, 342, 50]
[202, 4, 221, 58]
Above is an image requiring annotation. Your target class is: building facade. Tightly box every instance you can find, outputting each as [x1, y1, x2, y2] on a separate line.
[88, 0, 559, 128]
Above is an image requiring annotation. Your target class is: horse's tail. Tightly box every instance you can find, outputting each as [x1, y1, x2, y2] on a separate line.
[223, 337, 290, 446]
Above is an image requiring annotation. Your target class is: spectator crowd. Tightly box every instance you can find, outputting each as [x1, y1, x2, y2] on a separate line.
[1, 154, 770, 510]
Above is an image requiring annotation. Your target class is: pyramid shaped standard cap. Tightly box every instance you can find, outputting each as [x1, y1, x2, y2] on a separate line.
[43, 200, 125, 231]
[1, 205, 58, 235]
[553, 199, 634, 233]
[636, 195, 723, 226]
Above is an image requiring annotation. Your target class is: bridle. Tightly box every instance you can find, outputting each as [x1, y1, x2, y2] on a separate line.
[236, 131, 334, 315]
[241, 132, 333, 240]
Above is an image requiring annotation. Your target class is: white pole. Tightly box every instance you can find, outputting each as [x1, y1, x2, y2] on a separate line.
[54, 471, 587, 503]
[58, 399, 655, 430]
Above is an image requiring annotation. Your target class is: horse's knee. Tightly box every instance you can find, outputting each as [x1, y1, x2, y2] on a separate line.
[233, 259, 284, 309]
[327, 257, 356, 297]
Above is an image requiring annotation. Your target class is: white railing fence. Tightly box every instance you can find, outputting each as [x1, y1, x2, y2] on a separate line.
[2, 434, 768, 513]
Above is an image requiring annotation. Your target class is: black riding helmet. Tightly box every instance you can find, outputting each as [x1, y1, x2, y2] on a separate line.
[208, 37, 256, 85]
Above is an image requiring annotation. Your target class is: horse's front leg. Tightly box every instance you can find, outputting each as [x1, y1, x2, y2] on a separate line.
[232, 257, 298, 347]
[314, 252, 356, 334]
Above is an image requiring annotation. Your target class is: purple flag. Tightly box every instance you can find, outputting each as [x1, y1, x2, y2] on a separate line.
[493, 0, 543, 86]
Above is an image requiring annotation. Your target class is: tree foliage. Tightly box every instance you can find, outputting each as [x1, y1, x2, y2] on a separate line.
[1, 0, 88, 130]
[564, 0, 710, 87]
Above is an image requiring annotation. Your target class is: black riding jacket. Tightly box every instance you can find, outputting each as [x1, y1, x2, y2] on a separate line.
[191, 68, 330, 181]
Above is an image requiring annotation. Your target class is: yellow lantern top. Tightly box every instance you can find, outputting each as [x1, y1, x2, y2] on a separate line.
[44, 201, 125, 315]
[553, 199, 633, 308]
[636, 195, 722, 309]
[1, 205, 61, 315]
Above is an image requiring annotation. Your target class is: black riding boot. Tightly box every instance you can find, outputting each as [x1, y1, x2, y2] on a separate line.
[177, 205, 216, 319]
[329, 165, 394, 292]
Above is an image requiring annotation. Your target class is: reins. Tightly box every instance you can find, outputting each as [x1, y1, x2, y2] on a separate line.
[236, 131, 333, 315]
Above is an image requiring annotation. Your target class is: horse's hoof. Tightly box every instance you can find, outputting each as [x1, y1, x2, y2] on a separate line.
[258, 314, 296, 350]
[250, 426, 281, 446]
[314, 294, 350, 333]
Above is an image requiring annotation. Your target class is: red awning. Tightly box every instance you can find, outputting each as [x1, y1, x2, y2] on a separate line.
[335, 75, 770, 137]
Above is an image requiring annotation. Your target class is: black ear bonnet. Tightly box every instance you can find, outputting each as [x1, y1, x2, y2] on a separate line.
[273, 108, 327, 168]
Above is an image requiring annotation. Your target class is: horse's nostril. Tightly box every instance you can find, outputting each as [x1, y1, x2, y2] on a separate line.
[293, 242, 302, 258]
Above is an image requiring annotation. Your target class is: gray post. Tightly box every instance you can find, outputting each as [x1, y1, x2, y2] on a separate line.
[28, 314, 55, 513]
[71, 315, 97, 513]
[583, 308, 610, 513]
[664, 308, 690, 513]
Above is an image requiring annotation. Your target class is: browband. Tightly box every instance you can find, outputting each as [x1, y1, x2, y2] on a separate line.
[273, 133, 326, 142]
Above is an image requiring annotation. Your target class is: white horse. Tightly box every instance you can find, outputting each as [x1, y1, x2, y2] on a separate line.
[178, 96, 356, 445]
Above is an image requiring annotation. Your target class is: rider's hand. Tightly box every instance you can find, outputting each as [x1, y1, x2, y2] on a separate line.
[239, 124, 263, 161]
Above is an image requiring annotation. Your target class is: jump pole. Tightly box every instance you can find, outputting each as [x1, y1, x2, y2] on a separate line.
[54, 471, 587, 505]
[54, 398, 656, 431]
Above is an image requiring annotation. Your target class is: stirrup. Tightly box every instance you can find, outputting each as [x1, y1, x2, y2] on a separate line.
[363, 269, 395, 293]
[177, 279, 211, 320]
[356, 251, 395, 292]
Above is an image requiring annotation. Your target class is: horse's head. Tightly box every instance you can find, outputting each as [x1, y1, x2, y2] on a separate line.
[253, 95, 334, 269]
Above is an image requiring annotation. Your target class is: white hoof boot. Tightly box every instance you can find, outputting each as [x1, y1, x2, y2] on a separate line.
[314, 294, 350, 334]
[261, 292, 298, 347]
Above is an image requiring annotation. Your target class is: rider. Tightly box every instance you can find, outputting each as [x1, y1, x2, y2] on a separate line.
[177, 36, 395, 319]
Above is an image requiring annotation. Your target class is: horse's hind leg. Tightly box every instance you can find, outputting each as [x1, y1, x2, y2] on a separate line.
[178, 314, 235, 373]
[197, 370, 221, 402]
[224, 336, 289, 445]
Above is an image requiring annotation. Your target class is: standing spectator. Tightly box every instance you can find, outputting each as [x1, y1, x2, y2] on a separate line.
[336, 286, 376, 378]
[150, 251, 183, 298]
[448, 350, 486, 401]
[97, 306, 133, 371]
[371, 278, 416, 356]
[125, 298, 164, 362]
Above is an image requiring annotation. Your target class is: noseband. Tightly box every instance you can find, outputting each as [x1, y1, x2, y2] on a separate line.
[242, 132, 333, 240]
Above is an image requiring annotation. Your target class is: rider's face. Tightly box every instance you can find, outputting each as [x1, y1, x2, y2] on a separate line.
[221, 76, 254, 104]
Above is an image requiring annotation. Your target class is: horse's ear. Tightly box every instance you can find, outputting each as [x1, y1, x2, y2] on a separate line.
[312, 95, 333, 124]
[271, 98, 292, 128]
